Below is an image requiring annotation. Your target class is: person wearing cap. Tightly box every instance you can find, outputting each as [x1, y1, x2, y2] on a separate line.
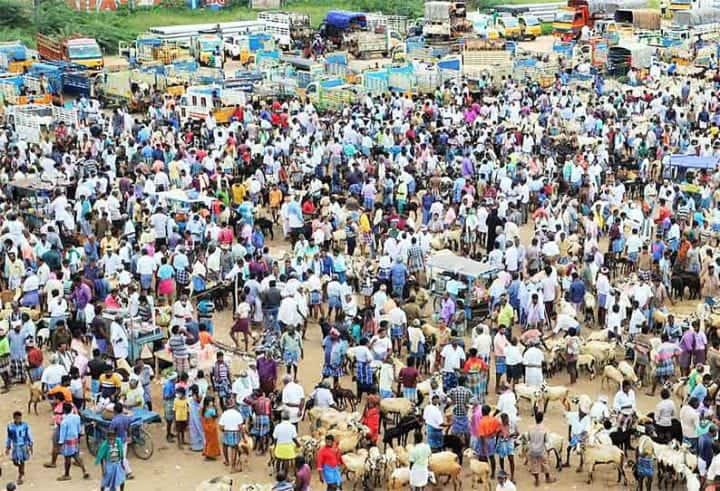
[589, 394, 610, 423]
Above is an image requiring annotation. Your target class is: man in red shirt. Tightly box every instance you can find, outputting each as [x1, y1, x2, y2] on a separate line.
[398, 357, 419, 403]
[316, 435, 343, 490]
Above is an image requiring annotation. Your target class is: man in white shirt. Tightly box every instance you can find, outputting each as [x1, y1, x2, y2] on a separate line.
[281, 375, 305, 424]
[680, 397, 701, 451]
[218, 398, 245, 468]
[40, 354, 67, 390]
[422, 395, 445, 451]
[369, 327, 392, 361]
[136, 249, 156, 291]
[496, 383, 518, 425]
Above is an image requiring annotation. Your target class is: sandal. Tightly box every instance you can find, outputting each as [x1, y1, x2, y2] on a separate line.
[56, 476, 71, 481]
[83, 473, 90, 479]
[16, 478, 23, 485]
[43, 463, 57, 468]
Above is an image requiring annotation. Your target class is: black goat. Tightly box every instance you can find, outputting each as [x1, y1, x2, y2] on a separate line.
[382, 413, 422, 450]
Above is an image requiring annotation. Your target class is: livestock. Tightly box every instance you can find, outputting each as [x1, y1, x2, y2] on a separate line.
[332, 386, 359, 412]
[514, 383, 540, 412]
[380, 397, 415, 430]
[577, 354, 597, 379]
[341, 449, 370, 487]
[671, 272, 700, 300]
[388, 467, 411, 489]
[601, 365, 625, 390]
[27, 380, 43, 415]
[382, 413, 422, 449]
[671, 378, 688, 404]
[462, 448, 492, 491]
[581, 341, 617, 367]
[297, 435, 320, 464]
[308, 407, 361, 430]
[517, 431, 565, 469]
[577, 442, 627, 485]
[617, 361, 639, 385]
[535, 383, 571, 413]
[428, 451, 462, 491]
[586, 328, 612, 342]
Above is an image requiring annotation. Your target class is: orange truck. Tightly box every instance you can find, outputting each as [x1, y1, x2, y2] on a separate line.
[553, 0, 648, 40]
[36, 34, 104, 69]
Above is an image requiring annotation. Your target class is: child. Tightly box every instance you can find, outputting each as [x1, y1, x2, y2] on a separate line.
[6, 411, 33, 484]
[69, 367, 85, 411]
[496, 412, 516, 482]
[173, 387, 189, 449]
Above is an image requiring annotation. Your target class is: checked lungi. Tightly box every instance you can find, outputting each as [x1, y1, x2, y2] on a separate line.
[0, 355, 10, 376]
[465, 370, 487, 403]
[356, 361, 373, 386]
[402, 387, 418, 403]
[9, 358, 25, 383]
[251, 414, 271, 437]
[223, 430, 241, 446]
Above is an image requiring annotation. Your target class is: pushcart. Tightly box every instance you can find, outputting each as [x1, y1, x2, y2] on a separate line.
[81, 408, 161, 460]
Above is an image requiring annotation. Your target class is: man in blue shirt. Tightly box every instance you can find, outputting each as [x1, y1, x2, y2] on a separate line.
[57, 402, 89, 481]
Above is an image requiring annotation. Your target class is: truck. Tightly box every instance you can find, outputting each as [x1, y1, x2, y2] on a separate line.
[257, 11, 312, 49]
[190, 34, 224, 67]
[552, 0, 648, 40]
[669, 0, 718, 13]
[343, 30, 403, 58]
[36, 34, 103, 69]
[0, 42, 35, 73]
[613, 9, 661, 30]
[320, 11, 368, 49]
[423, 1, 471, 39]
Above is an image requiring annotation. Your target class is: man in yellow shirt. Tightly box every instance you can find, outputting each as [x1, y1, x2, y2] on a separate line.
[268, 184, 283, 222]
[497, 296, 515, 330]
[98, 367, 122, 400]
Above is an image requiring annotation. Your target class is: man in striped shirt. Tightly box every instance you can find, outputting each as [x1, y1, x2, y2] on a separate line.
[168, 326, 189, 375]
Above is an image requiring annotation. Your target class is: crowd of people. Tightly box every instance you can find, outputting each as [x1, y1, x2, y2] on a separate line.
[4, 35, 720, 491]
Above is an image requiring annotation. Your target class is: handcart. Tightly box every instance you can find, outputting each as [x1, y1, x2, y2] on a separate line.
[81, 408, 161, 460]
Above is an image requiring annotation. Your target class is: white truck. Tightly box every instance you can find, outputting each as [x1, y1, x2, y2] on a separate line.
[423, 1, 469, 39]
[257, 11, 312, 49]
[344, 30, 403, 58]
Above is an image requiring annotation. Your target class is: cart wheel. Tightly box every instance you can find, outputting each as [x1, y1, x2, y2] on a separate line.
[132, 428, 154, 460]
[85, 424, 99, 457]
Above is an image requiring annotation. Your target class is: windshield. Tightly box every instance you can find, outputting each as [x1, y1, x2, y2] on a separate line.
[501, 17, 519, 27]
[199, 39, 220, 52]
[68, 44, 101, 60]
[555, 11, 574, 22]
[523, 16, 540, 26]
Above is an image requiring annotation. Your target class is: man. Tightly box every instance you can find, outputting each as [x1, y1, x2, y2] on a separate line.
[564, 400, 590, 469]
[495, 383, 518, 426]
[680, 397, 700, 452]
[613, 379, 637, 440]
[168, 325, 189, 375]
[398, 357, 420, 403]
[493, 326, 508, 394]
[440, 337, 465, 391]
[525, 412, 556, 486]
[446, 375, 473, 445]
[218, 398, 245, 471]
[316, 434, 343, 490]
[422, 394, 445, 452]
[473, 404, 501, 478]
[280, 326, 303, 380]
[698, 424, 717, 485]
[41, 354, 67, 392]
[108, 402, 133, 479]
[211, 352, 232, 410]
[522, 339, 544, 388]
[496, 469, 517, 491]
[648, 333, 680, 396]
[56, 402, 90, 481]
[589, 395, 610, 423]
[281, 374, 305, 427]
[257, 349, 278, 396]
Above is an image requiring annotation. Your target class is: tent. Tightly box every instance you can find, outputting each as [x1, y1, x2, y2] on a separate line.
[427, 250, 498, 279]
[669, 154, 719, 170]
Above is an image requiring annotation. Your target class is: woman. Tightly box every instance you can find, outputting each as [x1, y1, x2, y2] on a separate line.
[361, 394, 381, 445]
[188, 385, 205, 452]
[231, 295, 251, 351]
[156, 257, 176, 303]
[201, 396, 221, 461]
[95, 428, 126, 491]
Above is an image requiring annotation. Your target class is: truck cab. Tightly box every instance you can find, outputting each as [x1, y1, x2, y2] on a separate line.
[553, 0, 595, 40]
[191, 35, 224, 67]
[496, 15, 522, 39]
[519, 15, 542, 39]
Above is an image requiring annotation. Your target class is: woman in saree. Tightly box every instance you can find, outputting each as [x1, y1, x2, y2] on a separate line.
[188, 385, 205, 452]
[201, 396, 221, 460]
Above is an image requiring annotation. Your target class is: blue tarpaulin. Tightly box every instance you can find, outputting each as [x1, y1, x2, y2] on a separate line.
[325, 11, 367, 30]
[669, 155, 718, 169]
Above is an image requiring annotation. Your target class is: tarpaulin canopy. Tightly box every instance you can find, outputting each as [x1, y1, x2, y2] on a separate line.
[673, 8, 720, 27]
[669, 154, 719, 169]
[324, 11, 367, 30]
[427, 250, 498, 279]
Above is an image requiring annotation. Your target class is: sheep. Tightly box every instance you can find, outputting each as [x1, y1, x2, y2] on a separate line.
[422, 322, 438, 338]
[297, 435, 320, 464]
[535, 383, 571, 413]
[581, 341, 617, 367]
[417, 373, 440, 396]
[308, 407, 360, 430]
[585, 328, 612, 342]
[395, 445, 410, 467]
[577, 441, 627, 485]
[366, 446, 388, 487]
[340, 449, 369, 487]
[428, 451, 462, 491]
[681, 464, 701, 491]
[600, 365, 625, 390]
[388, 466, 411, 489]
[380, 397, 415, 430]
[514, 383, 540, 412]
[617, 360, 639, 385]
[577, 353, 597, 379]
[516, 431, 565, 470]
[314, 427, 366, 454]
[462, 448, 491, 491]
[671, 378, 688, 403]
